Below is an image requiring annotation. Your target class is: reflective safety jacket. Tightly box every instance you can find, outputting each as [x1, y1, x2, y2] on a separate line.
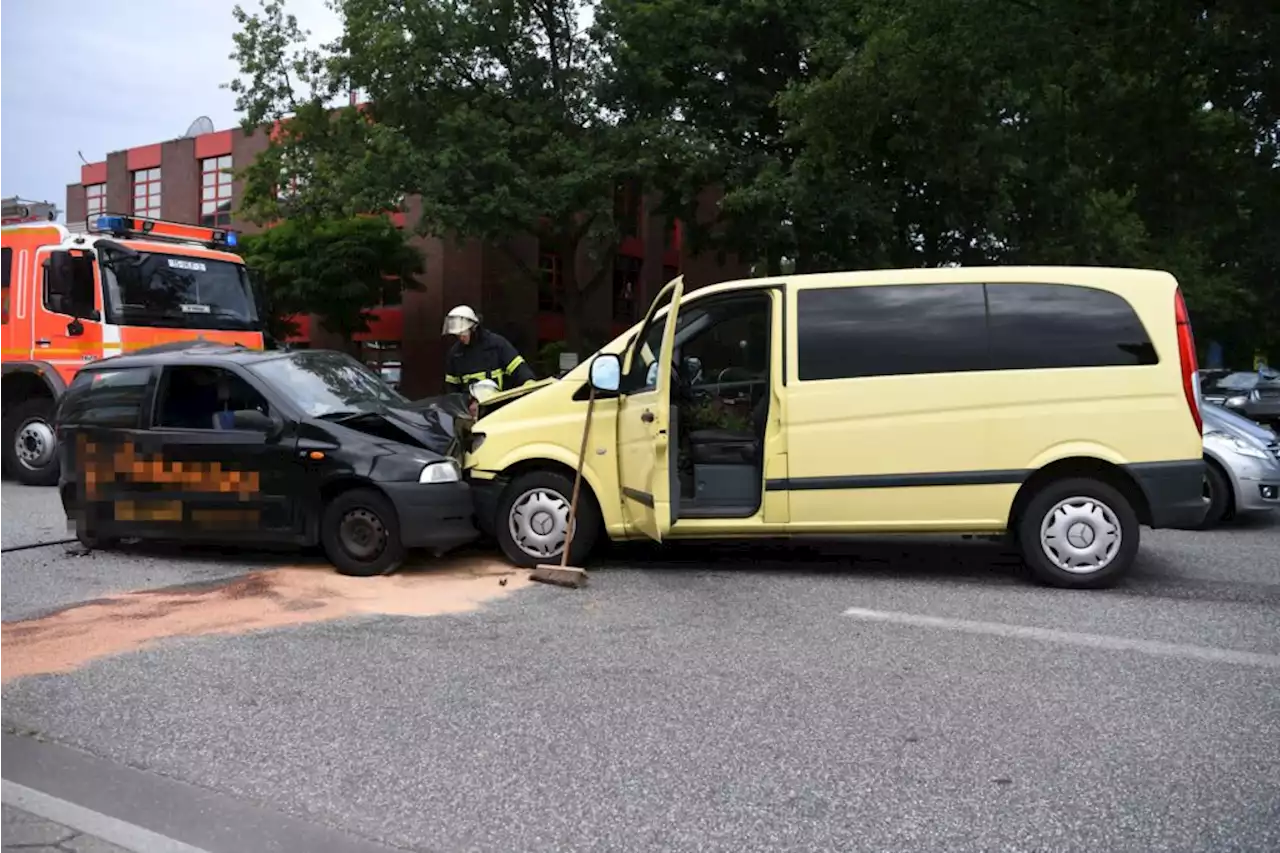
[444, 328, 536, 394]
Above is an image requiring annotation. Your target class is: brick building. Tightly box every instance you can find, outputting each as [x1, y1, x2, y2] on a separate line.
[66, 122, 750, 397]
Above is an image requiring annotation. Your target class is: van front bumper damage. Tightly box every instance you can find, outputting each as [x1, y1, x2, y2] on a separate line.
[1126, 459, 1209, 529]
[466, 473, 506, 539]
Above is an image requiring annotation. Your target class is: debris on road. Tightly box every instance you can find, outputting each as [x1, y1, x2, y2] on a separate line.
[1, 557, 529, 682]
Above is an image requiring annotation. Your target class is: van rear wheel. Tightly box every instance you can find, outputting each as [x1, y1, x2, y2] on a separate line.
[3, 398, 60, 486]
[1017, 477, 1139, 589]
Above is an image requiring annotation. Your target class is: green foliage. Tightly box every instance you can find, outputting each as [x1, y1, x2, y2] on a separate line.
[239, 215, 423, 341]
[229, 0, 653, 349]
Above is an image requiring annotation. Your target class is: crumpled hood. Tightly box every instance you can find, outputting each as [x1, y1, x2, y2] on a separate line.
[330, 395, 476, 457]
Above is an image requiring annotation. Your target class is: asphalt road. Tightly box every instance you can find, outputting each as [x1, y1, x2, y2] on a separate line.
[3, 482, 1279, 853]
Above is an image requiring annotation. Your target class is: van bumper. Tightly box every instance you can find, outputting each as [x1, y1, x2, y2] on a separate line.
[1126, 460, 1208, 529]
[380, 481, 480, 552]
[467, 475, 506, 539]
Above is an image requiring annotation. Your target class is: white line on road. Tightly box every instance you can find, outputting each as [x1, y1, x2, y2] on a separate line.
[842, 606, 1280, 669]
[2, 779, 211, 853]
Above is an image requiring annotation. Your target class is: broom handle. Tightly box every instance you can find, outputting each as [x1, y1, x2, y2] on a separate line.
[560, 385, 596, 568]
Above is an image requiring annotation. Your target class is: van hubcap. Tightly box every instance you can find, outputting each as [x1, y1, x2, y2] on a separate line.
[340, 508, 386, 561]
[1040, 497, 1122, 574]
[509, 488, 572, 559]
[15, 420, 56, 469]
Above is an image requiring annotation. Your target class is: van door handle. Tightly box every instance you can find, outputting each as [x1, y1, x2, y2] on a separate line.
[35, 339, 51, 347]
[640, 410, 655, 423]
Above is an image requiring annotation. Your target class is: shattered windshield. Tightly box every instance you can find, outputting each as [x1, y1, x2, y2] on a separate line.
[100, 248, 260, 330]
[249, 350, 408, 418]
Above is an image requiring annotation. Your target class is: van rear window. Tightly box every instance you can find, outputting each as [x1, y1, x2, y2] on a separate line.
[986, 284, 1158, 370]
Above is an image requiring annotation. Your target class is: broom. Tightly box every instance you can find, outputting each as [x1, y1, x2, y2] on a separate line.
[529, 383, 596, 589]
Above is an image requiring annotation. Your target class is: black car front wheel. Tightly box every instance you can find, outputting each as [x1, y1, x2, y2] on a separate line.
[321, 488, 406, 576]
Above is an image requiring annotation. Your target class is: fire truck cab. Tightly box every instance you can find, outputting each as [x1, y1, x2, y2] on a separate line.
[2, 214, 266, 485]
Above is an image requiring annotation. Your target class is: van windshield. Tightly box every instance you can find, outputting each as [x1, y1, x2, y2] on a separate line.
[100, 248, 260, 331]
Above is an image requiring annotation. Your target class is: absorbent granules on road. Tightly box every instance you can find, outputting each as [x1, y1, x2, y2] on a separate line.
[0, 557, 530, 682]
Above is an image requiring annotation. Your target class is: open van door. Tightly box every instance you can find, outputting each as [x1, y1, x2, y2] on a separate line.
[616, 276, 684, 541]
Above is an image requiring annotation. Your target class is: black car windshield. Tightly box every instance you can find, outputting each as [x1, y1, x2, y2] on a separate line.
[249, 350, 408, 417]
[100, 248, 260, 330]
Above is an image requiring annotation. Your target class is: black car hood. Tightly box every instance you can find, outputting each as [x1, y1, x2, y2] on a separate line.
[327, 394, 474, 457]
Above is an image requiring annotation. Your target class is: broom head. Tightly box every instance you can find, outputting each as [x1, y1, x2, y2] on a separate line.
[531, 564, 589, 589]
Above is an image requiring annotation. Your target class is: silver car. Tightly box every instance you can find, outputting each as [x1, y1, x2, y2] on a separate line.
[1199, 402, 1280, 528]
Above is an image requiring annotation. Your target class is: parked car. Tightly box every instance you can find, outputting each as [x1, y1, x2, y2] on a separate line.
[1201, 371, 1280, 427]
[463, 266, 1206, 589]
[1199, 402, 1280, 528]
[55, 345, 478, 576]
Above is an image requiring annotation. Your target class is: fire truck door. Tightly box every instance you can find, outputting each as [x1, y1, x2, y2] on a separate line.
[35, 249, 102, 380]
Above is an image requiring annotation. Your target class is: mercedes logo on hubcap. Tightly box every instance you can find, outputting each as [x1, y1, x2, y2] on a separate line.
[1067, 522, 1095, 548]
[531, 512, 554, 536]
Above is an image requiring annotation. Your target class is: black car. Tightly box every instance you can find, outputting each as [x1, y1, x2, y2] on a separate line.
[55, 344, 478, 575]
[1201, 371, 1280, 428]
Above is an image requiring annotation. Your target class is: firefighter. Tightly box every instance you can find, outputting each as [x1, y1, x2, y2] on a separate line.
[442, 305, 536, 396]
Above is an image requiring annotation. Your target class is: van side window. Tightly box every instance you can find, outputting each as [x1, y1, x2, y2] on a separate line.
[1, 247, 11, 324]
[797, 284, 988, 381]
[59, 368, 153, 428]
[154, 365, 271, 430]
[986, 283, 1158, 369]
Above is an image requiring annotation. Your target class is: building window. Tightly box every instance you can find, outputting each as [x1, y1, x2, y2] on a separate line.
[538, 250, 564, 311]
[201, 155, 233, 227]
[613, 255, 642, 322]
[132, 168, 161, 218]
[85, 184, 106, 219]
[614, 180, 641, 239]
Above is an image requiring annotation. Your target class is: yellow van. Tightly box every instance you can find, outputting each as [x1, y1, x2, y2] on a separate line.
[465, 267, 1206, 588]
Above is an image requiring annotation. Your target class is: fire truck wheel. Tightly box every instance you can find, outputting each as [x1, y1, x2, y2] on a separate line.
[3, 398, 61, 486]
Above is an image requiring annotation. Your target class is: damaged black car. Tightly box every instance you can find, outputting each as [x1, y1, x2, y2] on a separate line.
[56, 344, 480, 576]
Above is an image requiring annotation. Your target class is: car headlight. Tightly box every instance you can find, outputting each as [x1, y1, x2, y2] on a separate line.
[1205, 430, 1271, 460]
[419, 460, 461, 484]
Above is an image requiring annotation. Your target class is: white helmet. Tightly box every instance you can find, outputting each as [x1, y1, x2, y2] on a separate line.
[443, 304, 479, 335]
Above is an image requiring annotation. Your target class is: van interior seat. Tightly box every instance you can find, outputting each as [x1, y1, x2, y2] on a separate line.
[687, 394, 768, 465]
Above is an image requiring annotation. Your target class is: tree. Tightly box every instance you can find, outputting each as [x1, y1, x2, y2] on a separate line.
[229, 0, 650, 351]
[239, 214, 423, 345]
[594, 0, 828, 275]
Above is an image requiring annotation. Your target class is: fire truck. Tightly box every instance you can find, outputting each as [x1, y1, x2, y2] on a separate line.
[2, 213, 266, 485]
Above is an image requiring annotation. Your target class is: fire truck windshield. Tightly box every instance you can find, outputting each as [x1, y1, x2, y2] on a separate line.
[99, 247, 260, 331]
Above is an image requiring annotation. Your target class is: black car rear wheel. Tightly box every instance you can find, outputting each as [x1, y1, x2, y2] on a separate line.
[321, 488, 405, 576]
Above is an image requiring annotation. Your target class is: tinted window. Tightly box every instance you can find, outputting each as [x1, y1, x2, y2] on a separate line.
[2, 247, 11, 324]
[797, 284, 989, 381]
[58, 368, 153, 428]
[987, 284, 1157, 369]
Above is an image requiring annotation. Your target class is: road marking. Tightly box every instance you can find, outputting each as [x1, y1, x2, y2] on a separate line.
[2, 779, 211, 853]
[842, 606, 1280, 669]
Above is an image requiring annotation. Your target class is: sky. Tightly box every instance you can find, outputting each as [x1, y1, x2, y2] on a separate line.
[1, 0, 341, 216]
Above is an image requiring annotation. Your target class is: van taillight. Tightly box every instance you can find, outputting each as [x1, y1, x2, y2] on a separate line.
[1174, 288, 1202, 434]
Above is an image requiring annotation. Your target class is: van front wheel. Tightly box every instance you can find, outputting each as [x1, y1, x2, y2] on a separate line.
[1017, 478, 1140, 589]
[495, 470, 601, 568]
[3, 398, 61, 486]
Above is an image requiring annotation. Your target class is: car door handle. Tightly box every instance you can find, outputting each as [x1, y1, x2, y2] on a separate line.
[641, 410, 655, 423]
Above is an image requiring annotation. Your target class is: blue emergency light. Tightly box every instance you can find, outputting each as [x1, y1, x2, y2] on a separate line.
[225, 231, 239, 247]
[96, 215, 127, 233]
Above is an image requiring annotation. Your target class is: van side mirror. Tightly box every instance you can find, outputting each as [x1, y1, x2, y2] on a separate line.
[589, 353, 621, 392]
[67, 319, 85, 337]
